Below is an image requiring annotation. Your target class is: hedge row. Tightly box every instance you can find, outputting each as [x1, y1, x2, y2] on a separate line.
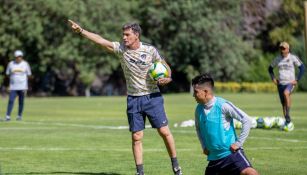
[214, 82, 278, 93]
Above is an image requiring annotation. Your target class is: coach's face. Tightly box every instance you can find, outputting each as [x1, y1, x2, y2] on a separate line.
[123, 28, 139, 48]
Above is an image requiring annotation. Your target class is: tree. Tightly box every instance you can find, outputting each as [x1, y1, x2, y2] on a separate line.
[0, 66, 3, 86]
[263, 0, 307, 90]
[0, 0, 136, 95]
[268, 0, 304, 46]
[135, 0, 255, 91]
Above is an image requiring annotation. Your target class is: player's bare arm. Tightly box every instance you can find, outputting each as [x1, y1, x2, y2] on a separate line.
[68, 19, 114, 52]
[158, 60, 172, 86]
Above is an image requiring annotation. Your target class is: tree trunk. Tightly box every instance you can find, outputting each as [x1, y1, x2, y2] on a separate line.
[85, 86, 91, 97]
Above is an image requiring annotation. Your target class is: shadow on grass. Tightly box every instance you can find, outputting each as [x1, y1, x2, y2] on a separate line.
[5, 172, 122, 175]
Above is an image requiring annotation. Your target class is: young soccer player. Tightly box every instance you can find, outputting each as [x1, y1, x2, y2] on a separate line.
[192, 73, 258, 175]
[68, 20, 182, 175]
[268, 41, 305, 131]
[4, 50, 31, 121]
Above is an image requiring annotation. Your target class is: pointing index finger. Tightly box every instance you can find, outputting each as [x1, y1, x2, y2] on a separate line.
[68, 19, 75, 25]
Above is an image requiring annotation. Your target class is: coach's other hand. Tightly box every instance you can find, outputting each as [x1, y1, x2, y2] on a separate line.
[68, 20, 83, 34]
[291, 80, 297, 85]
[157, 77, 172, 86]
[272, 78, 278, 85]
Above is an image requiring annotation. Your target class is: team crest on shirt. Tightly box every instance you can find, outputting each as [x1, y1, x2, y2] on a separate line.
[140, 54, 147, 60]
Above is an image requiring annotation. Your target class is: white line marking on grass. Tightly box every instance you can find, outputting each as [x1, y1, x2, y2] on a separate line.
[247, 147, 307, 150]
[171, 130, 196, 134]
[173, 130, 307, 141]
[19, 121, 153, 130]
[0, 127, 57, 130]
[294, 128, 307, 132]
[172, 130, 307, 143]
[0, 147, 192, 152]
[249, 136, 307, 143]
[20, 121, 130, 130]
[17, 122, 307, 143]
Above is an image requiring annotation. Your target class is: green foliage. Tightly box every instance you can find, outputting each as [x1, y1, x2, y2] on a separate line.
[78, 66, 95, 87]
[250, 0, 307, 90]
[268, 0, 304, 45]
[0, 65, 3, 85]
[215, 82, 277, 93]
[245, 53, 274, 82]
[0, 0, 136, 94]
[264, 0, 307, 91]
[136, 0, 255, 83]
[290, 38, 307, 91]
[215, 82, 241, 93]
[1, 0, 306, 94]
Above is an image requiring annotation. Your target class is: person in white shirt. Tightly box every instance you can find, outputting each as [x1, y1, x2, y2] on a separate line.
[268, 41, 305, 131]
[68, 20, 182, 175]
[4, 50, 31, 121]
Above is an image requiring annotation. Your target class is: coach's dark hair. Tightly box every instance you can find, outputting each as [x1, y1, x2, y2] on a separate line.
[122, 23, 142, 36]
[192, 73, 214, 89]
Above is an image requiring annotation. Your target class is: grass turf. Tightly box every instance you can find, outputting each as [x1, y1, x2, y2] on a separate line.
[0, 93, 306, 174]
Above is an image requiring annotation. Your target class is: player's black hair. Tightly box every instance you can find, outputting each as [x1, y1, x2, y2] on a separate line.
[192, 73, 214, 89]
[122, 23, 142, 36]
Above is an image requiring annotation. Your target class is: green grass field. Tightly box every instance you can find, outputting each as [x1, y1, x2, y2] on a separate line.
[0, 93, 306, 175]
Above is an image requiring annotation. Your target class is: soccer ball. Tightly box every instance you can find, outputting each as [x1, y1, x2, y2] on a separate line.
[263, 117, 273, 129]
[274, 117, 285, 128]
[149, 61, 169, 81]
[233, 119, 242, 129]
[283, 122, 294, 132]
[250, 117, 257, 128]
[256, 117, 264, 128]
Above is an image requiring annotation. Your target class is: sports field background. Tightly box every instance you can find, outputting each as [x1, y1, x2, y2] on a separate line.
[0, 93, 306, 175]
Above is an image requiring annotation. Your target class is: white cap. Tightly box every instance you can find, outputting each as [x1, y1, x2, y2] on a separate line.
[14, 50, 24, 57]
[279, 41, 290, 49]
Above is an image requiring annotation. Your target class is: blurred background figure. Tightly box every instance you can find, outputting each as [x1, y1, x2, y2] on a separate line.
[268, 42, 305, 131]
[4, 50, 32, 121]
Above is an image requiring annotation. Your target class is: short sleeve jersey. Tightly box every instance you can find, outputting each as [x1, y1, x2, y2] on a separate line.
[6, 60, 31, 90]
[112, 42, 163, 96]
[270, 53, 303, 85]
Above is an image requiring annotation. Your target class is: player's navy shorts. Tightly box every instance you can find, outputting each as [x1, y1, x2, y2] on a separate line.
[277, 83, 294, 104]
[126, 92, 168, 132]
[205, 149, 252, 175]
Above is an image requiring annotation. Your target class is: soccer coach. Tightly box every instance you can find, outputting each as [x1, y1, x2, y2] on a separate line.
[68, 20, 182, 175]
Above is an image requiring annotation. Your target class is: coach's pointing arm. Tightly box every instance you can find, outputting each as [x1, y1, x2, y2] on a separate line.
[68, 20, 114, 52]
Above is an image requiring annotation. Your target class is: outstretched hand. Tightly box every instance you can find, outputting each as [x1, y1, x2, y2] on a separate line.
[68, 19, 83, 33]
